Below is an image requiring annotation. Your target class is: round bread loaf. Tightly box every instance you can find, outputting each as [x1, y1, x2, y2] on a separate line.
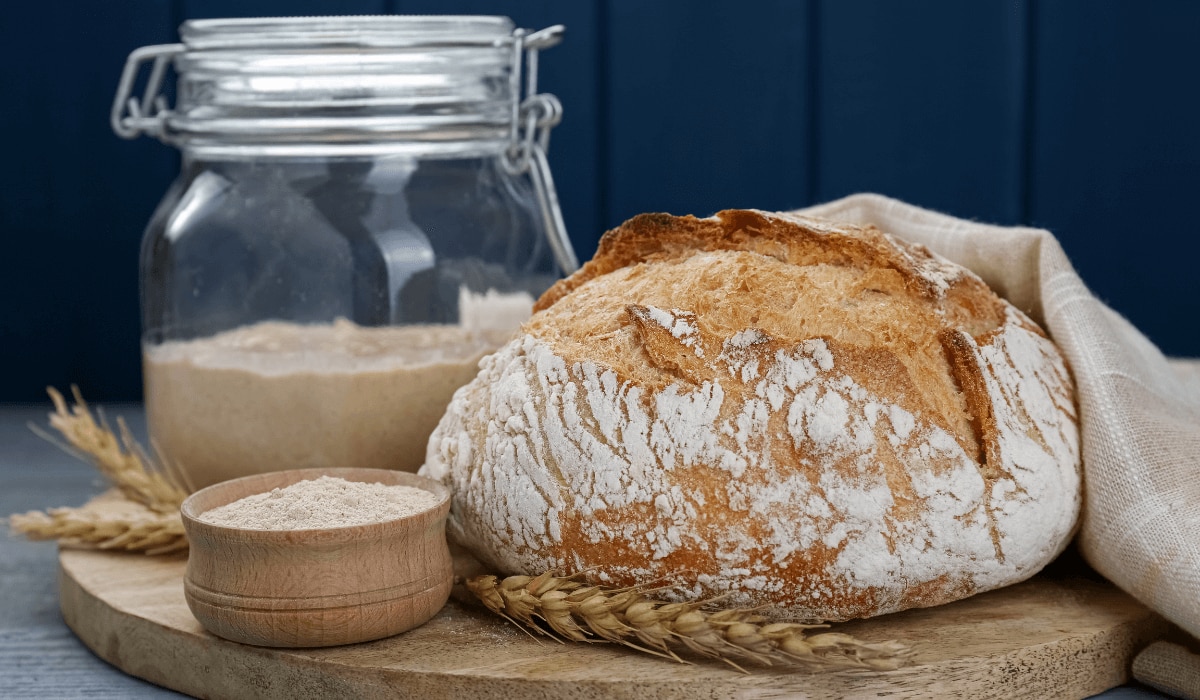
[420, 210, 1081, 621]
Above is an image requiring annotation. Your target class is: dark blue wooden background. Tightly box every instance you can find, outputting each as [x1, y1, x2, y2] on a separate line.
[2, 1, 1198, 402]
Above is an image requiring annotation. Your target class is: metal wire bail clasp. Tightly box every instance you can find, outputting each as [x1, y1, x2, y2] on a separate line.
[111, 43, 184, 140]
[503, 25, 579, 274]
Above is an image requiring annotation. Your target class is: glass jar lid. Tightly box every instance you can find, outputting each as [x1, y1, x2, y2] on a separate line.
[113, 16, 563, 158]
[178, 15, 515, 50]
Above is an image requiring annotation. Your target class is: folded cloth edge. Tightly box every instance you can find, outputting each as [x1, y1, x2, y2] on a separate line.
[1134, 641, 1200, 700]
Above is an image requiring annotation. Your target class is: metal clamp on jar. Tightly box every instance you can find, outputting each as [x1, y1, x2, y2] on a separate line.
[112, 16, 577, 489]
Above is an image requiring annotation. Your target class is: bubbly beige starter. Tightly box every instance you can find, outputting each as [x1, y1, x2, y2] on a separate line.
[145, 319, 511, 489]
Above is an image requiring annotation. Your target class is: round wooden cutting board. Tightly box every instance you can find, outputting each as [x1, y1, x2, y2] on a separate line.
[59, 547, 1166, 699]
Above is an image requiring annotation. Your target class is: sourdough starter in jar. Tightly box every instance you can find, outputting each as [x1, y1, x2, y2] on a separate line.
[119, 18, 576, 490]
[144, 318, 516, 490]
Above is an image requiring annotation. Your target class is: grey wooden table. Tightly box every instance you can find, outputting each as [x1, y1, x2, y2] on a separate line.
[1, 404, 184, 698]
[0, 403, 1172, 699]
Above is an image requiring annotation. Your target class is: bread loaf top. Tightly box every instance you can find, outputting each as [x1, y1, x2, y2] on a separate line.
[423, 210, 1081, 620]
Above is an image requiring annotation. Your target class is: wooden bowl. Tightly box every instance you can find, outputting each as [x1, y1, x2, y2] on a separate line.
[179, 467, 452, 648]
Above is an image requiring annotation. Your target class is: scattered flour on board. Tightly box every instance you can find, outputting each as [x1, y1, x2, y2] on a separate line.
[200, 476, 440, 530]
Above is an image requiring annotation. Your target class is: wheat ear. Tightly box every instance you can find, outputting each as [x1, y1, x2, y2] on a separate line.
[7, 388, 191, 554]
[8, 494, 187, 555]
[466, 572, 912, 672]
[43, 386, 189, 512]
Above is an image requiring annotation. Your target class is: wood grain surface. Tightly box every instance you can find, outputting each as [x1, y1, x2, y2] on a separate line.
[60, 546, 1168, 699]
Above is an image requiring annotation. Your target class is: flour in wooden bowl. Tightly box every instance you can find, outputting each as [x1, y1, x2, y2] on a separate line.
[200, 476, 440, 530]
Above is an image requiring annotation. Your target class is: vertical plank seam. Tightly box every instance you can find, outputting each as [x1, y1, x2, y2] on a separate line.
[596, 0, 611, 230]
[805, 0, 821, 205]
[1019, 0, 1037, 225]
[171, 0, 184, 33]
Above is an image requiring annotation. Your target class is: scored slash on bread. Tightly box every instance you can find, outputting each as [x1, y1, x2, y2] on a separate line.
[421, 209, 1081, 621]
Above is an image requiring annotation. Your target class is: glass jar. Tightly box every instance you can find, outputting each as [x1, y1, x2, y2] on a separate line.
[112, 16, 577, 489]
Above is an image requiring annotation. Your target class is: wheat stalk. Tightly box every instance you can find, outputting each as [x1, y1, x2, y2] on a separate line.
[466, 572, 912, 672]
[7, 387, 191, 554]
[42, 386, 189, 513]
[7, 490, 188, 555]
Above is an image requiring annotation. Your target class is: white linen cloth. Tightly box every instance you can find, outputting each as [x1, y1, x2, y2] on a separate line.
[793, 194, 1200, 640]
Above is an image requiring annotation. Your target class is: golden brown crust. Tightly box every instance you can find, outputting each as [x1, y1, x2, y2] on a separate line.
[529, 211, 1011, 465]
[535, 210, 1007, 322]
